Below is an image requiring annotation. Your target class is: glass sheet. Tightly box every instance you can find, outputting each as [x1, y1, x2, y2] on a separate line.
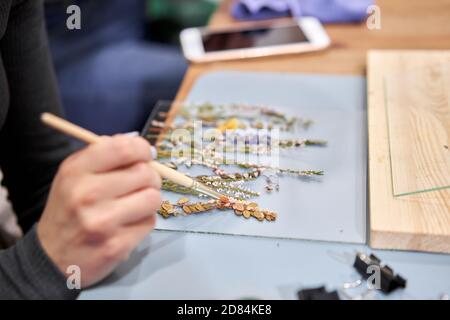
[141, 80, 367, 244]
[385, 63, 450, 197]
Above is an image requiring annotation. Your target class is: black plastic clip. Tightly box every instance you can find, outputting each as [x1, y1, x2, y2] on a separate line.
[353, 252, 407, 294]
[297, 286, 340, 300]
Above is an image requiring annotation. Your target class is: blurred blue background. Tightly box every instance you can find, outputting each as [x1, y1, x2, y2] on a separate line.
[44, 0, 216, 135]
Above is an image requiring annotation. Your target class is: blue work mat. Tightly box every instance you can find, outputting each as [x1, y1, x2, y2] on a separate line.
[80, 72, 450, 300]
[156, 71, 368, 244]
[80, 230, 450, 299]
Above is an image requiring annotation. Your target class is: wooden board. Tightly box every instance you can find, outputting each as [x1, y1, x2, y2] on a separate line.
[385, 62, 450, 196]
[368, 50, 450, 253]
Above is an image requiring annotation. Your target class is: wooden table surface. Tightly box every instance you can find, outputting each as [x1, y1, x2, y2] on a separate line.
[175, 0, 450, 102]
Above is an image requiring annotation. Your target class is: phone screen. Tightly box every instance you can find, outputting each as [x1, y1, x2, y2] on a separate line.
[202, 25, 309, 52]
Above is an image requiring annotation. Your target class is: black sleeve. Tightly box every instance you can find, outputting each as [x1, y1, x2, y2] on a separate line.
[0, 0, 73, 232]
[0, 225, 80, 299]
[0, 0, 79, 299]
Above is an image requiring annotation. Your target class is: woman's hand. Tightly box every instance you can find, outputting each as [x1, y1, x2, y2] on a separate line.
[37, 135, 162, 288]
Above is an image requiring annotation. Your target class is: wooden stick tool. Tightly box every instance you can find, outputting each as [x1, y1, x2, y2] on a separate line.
[41, 113, 227, 201]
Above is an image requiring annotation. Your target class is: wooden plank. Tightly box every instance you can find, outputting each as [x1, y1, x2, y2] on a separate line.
[385, 62, 450, 196]
[368, 50, 450, 253]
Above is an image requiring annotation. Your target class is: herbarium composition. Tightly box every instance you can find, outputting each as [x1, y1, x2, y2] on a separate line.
[144, 102, 327, 222]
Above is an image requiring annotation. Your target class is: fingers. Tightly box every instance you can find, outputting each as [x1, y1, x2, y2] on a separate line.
[100, 187, 162, 226]
[85, 162, 162, 200]
[76, 186, 160, 240]
[119, 216, 157, 260]
[123, 215, 156, 243]
[102, 215, 157, 262]
[78, 135, 154, 173]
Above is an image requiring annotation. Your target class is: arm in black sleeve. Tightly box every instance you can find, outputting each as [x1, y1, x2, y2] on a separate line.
[0, 0, 73, 232]
[0, 225, 80, 299]
[0, 0, 79, 299]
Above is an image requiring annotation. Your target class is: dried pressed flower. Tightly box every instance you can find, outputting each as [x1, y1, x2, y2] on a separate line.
[150, 101, 328, 224]
[177, 197, 190, 205]
[157, 198, 278, 222]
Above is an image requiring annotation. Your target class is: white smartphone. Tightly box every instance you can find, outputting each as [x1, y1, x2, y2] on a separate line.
[180, 17, 330, 63]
